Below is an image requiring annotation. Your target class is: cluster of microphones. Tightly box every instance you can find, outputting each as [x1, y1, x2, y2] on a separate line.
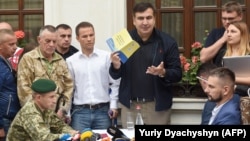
[106, 126, 130, 141]
[63, 126, 130, 141]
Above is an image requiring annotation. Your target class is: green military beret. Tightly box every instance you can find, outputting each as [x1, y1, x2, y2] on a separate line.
[31, 79, 57, 94]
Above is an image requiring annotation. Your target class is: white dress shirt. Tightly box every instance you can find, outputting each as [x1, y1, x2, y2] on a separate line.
[208, 102, 226, 125]
[66, 48, 120, 109]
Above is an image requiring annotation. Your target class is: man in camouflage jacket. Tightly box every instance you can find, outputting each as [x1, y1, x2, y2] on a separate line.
[17, 25, 73, 118]
[7, 79, 79, 141]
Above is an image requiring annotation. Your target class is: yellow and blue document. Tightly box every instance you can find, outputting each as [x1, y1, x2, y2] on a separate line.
[106, 28, 140, 63]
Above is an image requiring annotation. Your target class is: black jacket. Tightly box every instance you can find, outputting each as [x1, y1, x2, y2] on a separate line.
[109, 28, 182, 111]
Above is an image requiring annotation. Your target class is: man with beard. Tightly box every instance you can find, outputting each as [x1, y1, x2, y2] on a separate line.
[204, 67, 241, 125]
[196, 63, 217, 125]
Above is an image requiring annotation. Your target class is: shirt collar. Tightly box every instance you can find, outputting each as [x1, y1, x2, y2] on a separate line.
[36, 47, 62, 61]
[79, 48, 99, 57]
[132, 28, 157, 44]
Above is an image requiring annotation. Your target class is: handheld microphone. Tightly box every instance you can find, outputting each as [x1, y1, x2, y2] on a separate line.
[80, 128, 103, 141]
[107, 126, 130, 141]
[80, 128, 93, 141]
[108, 110, 117, 127]
[113, 118, 117, 127]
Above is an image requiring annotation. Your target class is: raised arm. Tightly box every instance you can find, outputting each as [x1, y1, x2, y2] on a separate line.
[236, 76, 250, 85]
[200, 30, 227, 63]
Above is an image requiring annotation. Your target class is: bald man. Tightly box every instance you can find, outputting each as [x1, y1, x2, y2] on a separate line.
[0, 22, 24, 71]
[0, 22, 12, 30]
[0, 28, 20, 140]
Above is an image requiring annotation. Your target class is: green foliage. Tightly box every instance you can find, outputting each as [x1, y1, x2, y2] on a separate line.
[180, 30, 209, 85]
[17, 38, 27, 48]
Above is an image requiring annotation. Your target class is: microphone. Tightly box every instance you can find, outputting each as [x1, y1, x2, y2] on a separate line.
[80, 128, 103, 141]
[108, 110, 117, 127]
[59, 133, 80, 141]
[59, 134, 71, 141]
[80, 128, 94, 141]
[107, 126, 130, 141]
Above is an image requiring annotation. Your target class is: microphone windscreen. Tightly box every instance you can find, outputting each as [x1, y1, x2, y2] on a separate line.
[107, 126, 120, 137]
[80, 130, 93, 141]
[107, 126, 127, 139]
[92, 133, 101, 140]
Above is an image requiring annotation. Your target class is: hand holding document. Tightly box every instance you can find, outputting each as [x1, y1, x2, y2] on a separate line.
[106, 28, 140, 63]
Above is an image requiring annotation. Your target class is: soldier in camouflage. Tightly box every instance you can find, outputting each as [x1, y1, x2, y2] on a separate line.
[7, 79, 79, 141]
[17, 25, 74, 121]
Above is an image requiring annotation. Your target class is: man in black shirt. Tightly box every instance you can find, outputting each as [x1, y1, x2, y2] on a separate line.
[56, 24, 78, 60]
[109, 2, 182, 126]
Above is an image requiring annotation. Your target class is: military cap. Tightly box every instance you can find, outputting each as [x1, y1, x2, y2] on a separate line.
[31, 79, 57, 94]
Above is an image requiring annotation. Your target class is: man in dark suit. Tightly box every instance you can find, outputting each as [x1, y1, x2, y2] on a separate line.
[204, 67, 241, 125]
[197, 63, 217, 125]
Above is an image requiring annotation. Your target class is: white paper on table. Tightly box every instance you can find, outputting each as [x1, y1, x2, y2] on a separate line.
[93, 129, 135, 140]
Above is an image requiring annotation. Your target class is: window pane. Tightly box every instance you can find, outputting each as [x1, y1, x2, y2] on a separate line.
[0, 0, 18, 9]
[161, 0, 183, 8]
[24, 0, 43, 9]
[0, 15, 18, 29]
[195, 12, 216, 44]
[24, 15, 44, 45]
[135, 0, 155, 7]
[162, 13, 183, 47]
[222, 0, 245, 5]
[194, 0, 216, 7]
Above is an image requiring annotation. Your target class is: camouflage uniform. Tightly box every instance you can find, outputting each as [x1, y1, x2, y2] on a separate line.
[6, 101, 74, 141]
[17, 47, 73, 111]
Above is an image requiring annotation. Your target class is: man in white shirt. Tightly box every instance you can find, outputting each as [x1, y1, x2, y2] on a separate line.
[66, 21, 120, 130]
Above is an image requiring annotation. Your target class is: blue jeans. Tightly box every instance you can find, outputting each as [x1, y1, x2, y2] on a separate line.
[70, 105, 111, 131]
